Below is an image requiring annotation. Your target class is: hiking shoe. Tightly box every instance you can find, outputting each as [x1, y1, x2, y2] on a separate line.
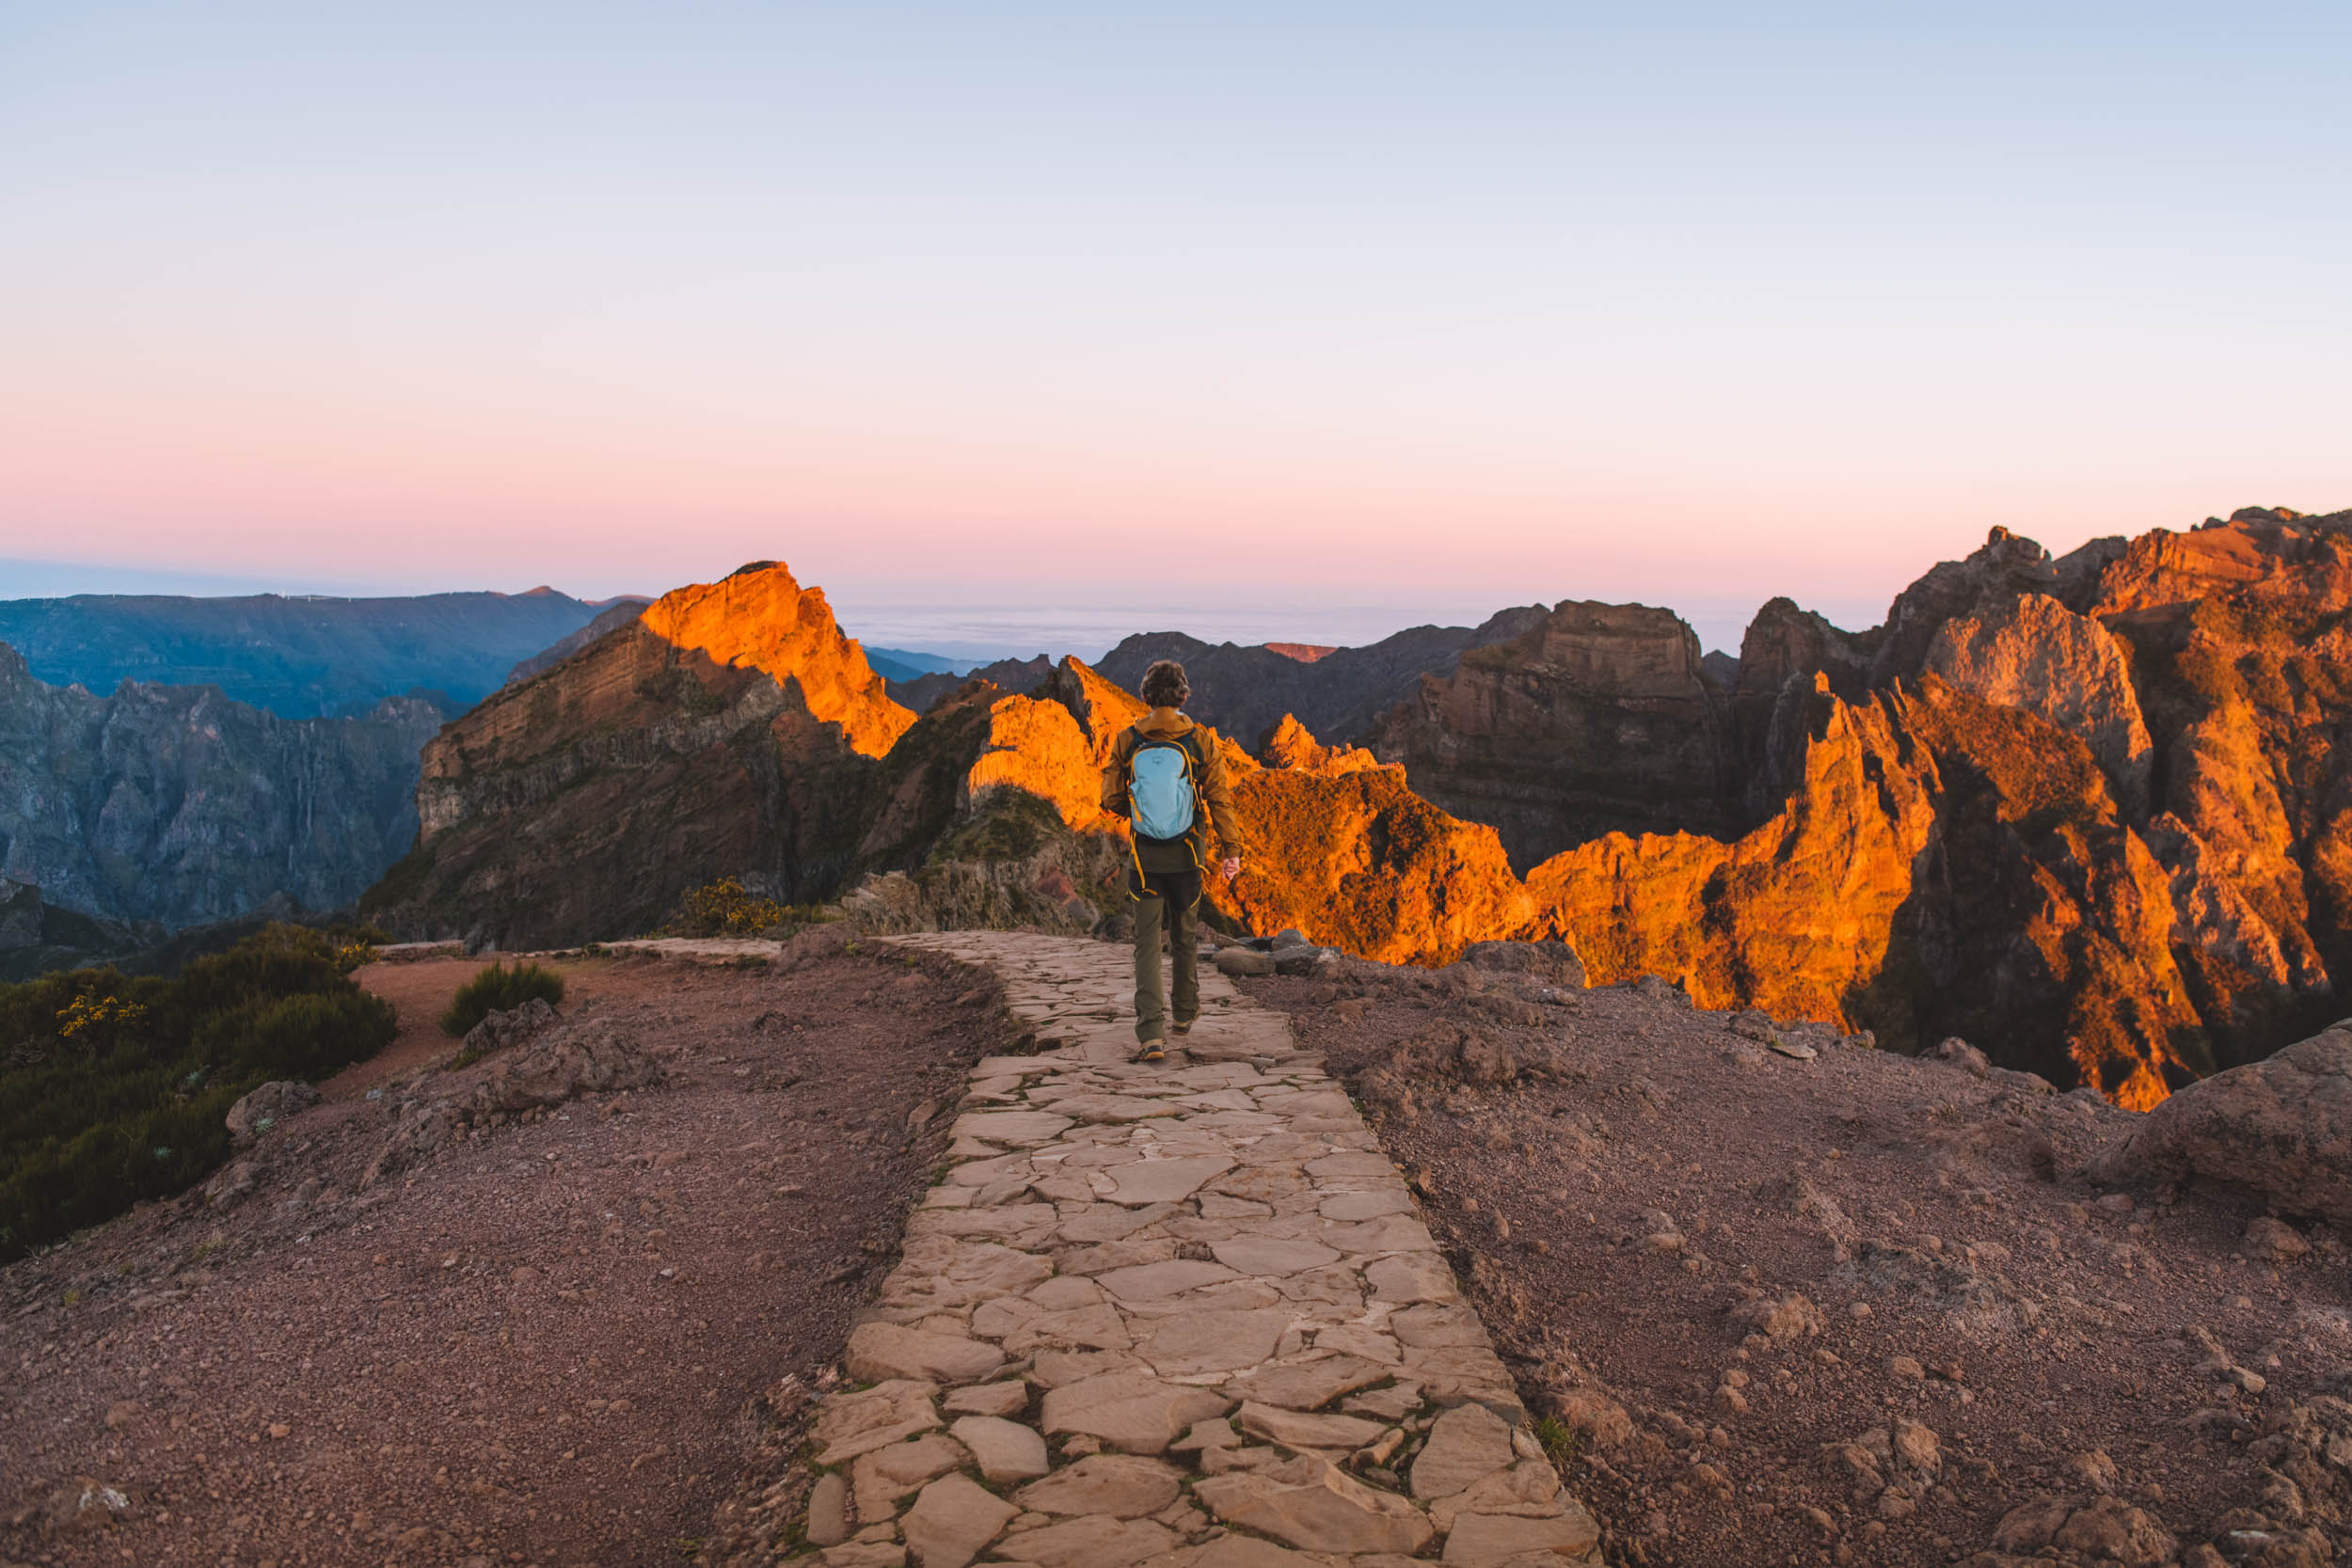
[1136, 1039, 1166, 1064]
[1171, 1019, 1195, 1037]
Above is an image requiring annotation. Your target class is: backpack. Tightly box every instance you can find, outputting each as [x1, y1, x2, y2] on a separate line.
[1128, 734, 1199, 843]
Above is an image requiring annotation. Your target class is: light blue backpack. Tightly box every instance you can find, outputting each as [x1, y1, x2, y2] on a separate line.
[1129, 736, 1199, 844]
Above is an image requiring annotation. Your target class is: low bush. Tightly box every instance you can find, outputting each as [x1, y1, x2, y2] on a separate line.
[662, 878, 841, 939]
[668, 878, 789, 937]
[0, 924, 401, 1262]
[440, 961, 566, 1039]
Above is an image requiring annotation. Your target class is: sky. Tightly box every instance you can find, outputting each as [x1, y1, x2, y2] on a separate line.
[2, 2, 2347, 658]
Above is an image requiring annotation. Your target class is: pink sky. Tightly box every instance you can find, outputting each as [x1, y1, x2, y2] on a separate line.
[3, 6, 2345, 656]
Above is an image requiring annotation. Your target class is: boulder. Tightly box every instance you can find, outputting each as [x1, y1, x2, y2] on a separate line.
[1458, 940, 1586, 990]
[458, 997, 556, 1057]
[1216, 949, 1275, 977]
[2094, 1022, 2352, 1223]
[225, 1081, 319, 1143]
[468, 1017, 664, 1114]
[1928, 1037, 1991, 1077]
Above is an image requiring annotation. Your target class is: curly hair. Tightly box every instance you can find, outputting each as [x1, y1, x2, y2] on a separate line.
[1140, 659, 1190, 708]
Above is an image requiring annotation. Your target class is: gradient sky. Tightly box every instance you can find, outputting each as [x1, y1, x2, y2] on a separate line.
[3, 2, 2347, 657]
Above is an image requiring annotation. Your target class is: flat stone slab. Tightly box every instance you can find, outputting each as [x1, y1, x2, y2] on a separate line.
[1100, 1155, 1237, 1206]
[849, 1323, 1008, 1386]
[1196, 1454, 1437, 1555]
[952, 1415, 1051, 1483]
[815, 1379, 943, 1465]
[1014, 1453, 1184, 1517]
[1041, 1369, 1233, 1454]
[903, 1473, 1016, 1568]
[1412, 1402, 1518, 1499]
[792, 932, 1604, 1568]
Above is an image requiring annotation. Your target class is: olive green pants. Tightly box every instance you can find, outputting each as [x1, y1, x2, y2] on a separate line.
[1132, 869, 1200, 1044]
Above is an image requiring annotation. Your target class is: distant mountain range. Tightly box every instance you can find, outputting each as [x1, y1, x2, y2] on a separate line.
[864, 646, 968, 683]
[0, 589, 628, 719]
[360, 506, 2352, 1112]
[0, 641, 446, 963]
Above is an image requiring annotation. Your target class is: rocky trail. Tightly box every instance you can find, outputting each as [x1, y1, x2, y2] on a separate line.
[748, 930, 1604, 1568]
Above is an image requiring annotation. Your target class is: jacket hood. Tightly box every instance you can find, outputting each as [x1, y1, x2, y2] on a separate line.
[1137, 707, 1196, 738]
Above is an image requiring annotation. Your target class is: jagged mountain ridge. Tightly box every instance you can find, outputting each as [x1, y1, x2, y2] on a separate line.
[366, 562, 914, 947]
[362, 508, 2352, 1106]
[0, 587, 621, 719]
[0, 641, 447, 934]
[1094, 605, 1549, 750]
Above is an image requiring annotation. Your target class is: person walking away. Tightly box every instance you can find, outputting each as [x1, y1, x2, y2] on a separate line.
[1100, 659, 1244, 1062]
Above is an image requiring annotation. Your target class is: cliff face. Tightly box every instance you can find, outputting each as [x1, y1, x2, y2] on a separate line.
[1378, 600, 1739, 869]
[354, 512, 2352, 1107]
[1344, 511, 2352, 1103]
[366, 562, 914, 948]
[0, 642, 443, 930]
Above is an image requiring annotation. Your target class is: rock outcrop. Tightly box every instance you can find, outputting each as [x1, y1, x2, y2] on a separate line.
[2094, 1021, 2352, 1222]
[1378, 601, 1739, 869]
[1921, 593, 2154, 816]
[1260, 714, 1382, 775]
[1225, 761, 1533, 967]
[365, 562, 914, 948]
[0, 641, 445, 930]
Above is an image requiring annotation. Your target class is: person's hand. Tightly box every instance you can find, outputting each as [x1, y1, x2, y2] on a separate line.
[1220, 857, 1242, 882]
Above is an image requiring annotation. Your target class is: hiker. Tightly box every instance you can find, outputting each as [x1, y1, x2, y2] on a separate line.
[1099, 659, 1244, 1062]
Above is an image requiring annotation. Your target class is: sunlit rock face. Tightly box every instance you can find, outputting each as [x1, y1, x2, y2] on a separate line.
[1260, 714, 1383, 775]
[1356, 511, 2352, 1105]
[372, 562, 914, 948]
[2077, 510, 2352, 1075]
[361, 512, 2352, 1107]
[1377, 600, 1740, 870]
[634, 562, 915, 759]
[1923, 593, 2154, 817]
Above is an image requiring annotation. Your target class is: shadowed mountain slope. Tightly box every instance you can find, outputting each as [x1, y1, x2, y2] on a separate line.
[1094, 605, 1547, 751]
[364, 562, 914, 948]
[0, 641, 446, 932]
[0, 588, 617, 719]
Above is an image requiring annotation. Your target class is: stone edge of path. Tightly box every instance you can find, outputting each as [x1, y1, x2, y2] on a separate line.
[781, 930, 1605, 1568]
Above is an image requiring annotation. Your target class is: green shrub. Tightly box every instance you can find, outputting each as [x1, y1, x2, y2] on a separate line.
[196, 990, 398, 1080]
[440, 962, 566, 1039]
[0, 924, 404, 1263]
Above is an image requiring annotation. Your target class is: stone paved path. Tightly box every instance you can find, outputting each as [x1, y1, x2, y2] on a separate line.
[795, 931, 1604, 1568]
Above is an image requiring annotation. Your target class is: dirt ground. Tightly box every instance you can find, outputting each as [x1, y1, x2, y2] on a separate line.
[1248, 960, 2352, 1568]
[0, 931, 1004, 1568]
